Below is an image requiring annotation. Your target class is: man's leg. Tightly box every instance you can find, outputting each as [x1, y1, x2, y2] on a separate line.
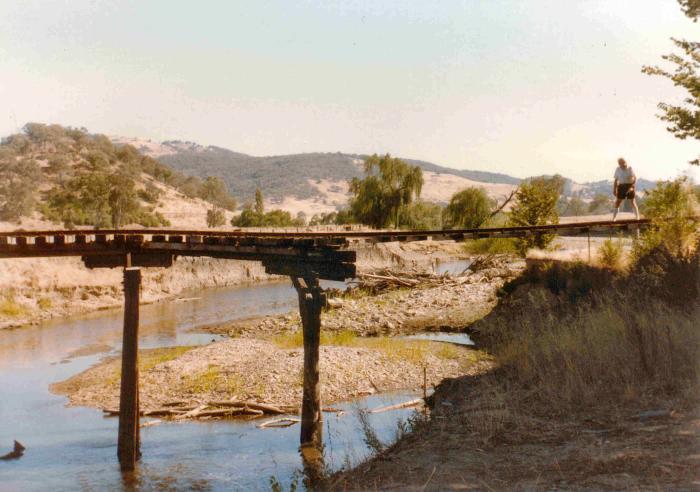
[612, 198, 622, 221]
[630, 198, 640, 220]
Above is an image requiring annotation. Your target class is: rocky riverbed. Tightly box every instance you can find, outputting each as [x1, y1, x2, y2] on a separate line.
[51, 255, 522, 420]
[206, 256, 525, 339]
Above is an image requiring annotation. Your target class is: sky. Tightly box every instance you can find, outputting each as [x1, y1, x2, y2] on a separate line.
[0, 0, 698, 183]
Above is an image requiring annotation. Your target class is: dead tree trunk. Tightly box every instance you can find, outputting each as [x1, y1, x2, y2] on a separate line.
[291, 276, 325, 447]
[118, 267, 141, 471]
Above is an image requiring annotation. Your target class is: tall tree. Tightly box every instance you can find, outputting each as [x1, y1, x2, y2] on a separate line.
[642, 1, 699, 164]
[443, 187, 494, 229]
[349, 154, 423, 228]
[254, 187, 265, 215]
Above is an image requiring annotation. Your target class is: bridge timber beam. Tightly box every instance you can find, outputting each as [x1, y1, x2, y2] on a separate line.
[117, 267, 141, 471]
[291, 276, 325, 448]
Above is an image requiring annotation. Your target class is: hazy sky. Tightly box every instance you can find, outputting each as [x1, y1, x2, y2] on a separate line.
[1, 0, 698, 182]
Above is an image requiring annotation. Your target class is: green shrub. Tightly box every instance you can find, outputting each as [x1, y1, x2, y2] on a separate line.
[598, 238, 624, 269]
[508, 176, 564, 255]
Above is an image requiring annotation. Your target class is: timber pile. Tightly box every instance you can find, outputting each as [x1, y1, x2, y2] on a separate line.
[102, 399, 297, 421]
[354, 268, 440, 295]
[351, 262, 494, 295]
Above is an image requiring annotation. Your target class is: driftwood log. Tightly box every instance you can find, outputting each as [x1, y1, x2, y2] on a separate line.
[102, 399, 290, 421]
[370, 398, 423, 414]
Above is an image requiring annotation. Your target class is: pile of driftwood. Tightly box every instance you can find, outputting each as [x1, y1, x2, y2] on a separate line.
[102, 399, 296, 421]
[353, 268, 452, 295]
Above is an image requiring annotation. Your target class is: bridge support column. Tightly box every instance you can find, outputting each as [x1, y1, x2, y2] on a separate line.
[118, 267, 141, 471]
[291, 276, 325, 448]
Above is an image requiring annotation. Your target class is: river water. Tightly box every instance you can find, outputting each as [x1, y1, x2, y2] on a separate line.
[0, 280, 426, 491]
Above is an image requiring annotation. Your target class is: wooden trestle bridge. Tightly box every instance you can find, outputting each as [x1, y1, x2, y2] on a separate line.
[0, 218, 647, 471]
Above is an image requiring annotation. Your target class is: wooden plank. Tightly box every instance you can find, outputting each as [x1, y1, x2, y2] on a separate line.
[118, 268, 141, 471]
[264, 261, 355, 281]
[83, 254, 173, 269]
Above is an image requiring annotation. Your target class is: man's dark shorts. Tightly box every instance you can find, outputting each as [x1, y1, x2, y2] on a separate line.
[616, 183, 635, 200]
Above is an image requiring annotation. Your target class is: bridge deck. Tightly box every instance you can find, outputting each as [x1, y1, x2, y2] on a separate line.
[0, 218, 646, 279]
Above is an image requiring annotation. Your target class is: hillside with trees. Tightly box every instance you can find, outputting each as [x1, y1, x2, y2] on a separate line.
[0, 124, 238, 229]
[143, 139, 658, 215]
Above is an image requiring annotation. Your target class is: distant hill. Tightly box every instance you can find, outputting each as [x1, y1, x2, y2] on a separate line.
[114, 136, 660, 217]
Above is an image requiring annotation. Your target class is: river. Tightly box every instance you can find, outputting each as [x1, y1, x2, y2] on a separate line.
[0, 279, 432, 491]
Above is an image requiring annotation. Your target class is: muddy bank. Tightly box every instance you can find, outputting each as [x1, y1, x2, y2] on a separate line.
[0, 240, 467, 330]
[51, 337, 489, 418]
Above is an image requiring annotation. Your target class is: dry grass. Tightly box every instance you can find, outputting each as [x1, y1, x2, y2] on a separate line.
[181, 364, 243, 395]
[474, 257, 700, 413]
[108, 346, 196, 385]
[0, 295, 27, 317]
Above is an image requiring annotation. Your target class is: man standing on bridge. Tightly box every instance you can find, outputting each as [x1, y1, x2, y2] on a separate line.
[612, 157, 640, 221]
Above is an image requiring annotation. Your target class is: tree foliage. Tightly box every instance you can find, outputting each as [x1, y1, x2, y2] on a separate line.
[348, 154, 423, 228]
[206, 207, 226, 228]
[43, 172, 169, 228]
[201, 177, 237, 211]
[231, 189, 304, 228]
[308, 210, 354, 226]
[587, 193, 613, 215]
[0, 122, 235, 226]
[442, 187, 494, 229]
[642, 2, 699, 164]
[634, 178, 699, 257]
[400, 201, 443, 230]
[509, 176, 563, 255]
[678, 0, 700, 20]
[0, 156, 41, 222]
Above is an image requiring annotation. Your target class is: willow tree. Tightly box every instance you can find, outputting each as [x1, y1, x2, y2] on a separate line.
[349, 154, 423, 228]
[642, 0, 699, 164]
[443, 187, 494, 229]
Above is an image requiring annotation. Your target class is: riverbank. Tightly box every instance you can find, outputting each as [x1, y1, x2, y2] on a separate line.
[0, 240, 467, 330]
[332, 258, 700, 491]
